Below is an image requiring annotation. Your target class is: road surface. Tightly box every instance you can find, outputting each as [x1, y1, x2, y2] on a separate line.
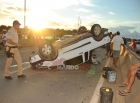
[0, 47, 106, 103]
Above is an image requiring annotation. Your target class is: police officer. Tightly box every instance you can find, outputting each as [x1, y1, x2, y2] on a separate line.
[4, 20, 26, 79]
[2, 29, 7, 46]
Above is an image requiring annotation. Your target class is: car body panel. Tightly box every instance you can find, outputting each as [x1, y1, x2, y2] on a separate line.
[30, 35, 110, 69]
[30, 25, 110, 69]
[55, 35, 72, 42]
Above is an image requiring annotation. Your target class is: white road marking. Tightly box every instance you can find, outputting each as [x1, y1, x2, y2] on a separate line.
[89, 75, 104, 103]
[11, 62, 30, 67]
[3, 62, 30, 75]
[89, 57, 110, 103]
[105, 57, 111, 67]
[10, 66, 30, 74]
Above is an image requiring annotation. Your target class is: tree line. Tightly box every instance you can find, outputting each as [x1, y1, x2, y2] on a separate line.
[0, 25, 78, 39]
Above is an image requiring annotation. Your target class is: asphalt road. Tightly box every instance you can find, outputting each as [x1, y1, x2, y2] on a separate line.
[0, 47, 106, 103]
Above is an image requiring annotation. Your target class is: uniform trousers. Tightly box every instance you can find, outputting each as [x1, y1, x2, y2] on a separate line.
[5, 48, 23, 76]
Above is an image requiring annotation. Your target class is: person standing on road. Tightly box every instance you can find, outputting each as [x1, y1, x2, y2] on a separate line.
[4, 20, 26, 80]
[130, 39, 137, 52]
[2, 29, 7, 46]
[0, 34, 4, 50]
[111, 31, 125, 67]
[105, 32, 112, 57]
[109, 33, 116, 57]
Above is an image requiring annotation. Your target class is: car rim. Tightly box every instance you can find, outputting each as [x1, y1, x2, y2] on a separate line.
[42, 44, 51, 55]
[94, 26, 101, 36]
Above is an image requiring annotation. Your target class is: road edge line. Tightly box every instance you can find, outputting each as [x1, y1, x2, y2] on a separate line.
[3, 65, 30, 75]
[89, 75, 104, 103]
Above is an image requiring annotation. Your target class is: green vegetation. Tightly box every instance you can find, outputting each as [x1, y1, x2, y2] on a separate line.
[0, 25, 78, 47]
[87, 65, 96, 77]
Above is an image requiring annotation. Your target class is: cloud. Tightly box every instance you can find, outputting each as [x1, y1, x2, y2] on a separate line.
[81, 14, 104, 23]
[97, 19, 140, 31]
[44, 19, 72, 29]
[72, 14, 104, 29]
[0, 13, 7, 19]
[48, 21, 61, 27]
[6, 7, 23, 12]
[108, 12, 116, 15]
[26, 0, 78, 10]
[9, 17, 16, 20]
[0, 7, 23, 22]
[6, 7, 15, 10]
[0, 10, 11, 19]
[78, 0, 95, 6]
[0, 0, 95, 10]
[109, 26, 140, 38]
[75, 8, 90, 12]
[109, 26, 136, 32]
[17, 7, 24, 12]
[123, 21, 140, 24]
[25, 0, 95, 10]
[3, 10, 11, 14]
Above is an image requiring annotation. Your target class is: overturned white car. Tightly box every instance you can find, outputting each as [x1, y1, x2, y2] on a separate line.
[30, 24, 110, 69]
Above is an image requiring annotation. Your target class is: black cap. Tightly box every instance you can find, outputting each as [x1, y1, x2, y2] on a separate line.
[116, 31, 120, 35]
[13, 20, 21, 25]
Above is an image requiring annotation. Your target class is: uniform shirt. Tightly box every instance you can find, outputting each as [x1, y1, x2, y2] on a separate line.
[111, 35, 124, 51]
[6, 27, 18, 46]
[3, 33, 7, 40]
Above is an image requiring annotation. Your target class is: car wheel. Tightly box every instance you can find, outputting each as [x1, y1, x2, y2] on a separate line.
[78, 26, 87, 34]
[91, 24, 104, 41]
[39, 42, 58, 60]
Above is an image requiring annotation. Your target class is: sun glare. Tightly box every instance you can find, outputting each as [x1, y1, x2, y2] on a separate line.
[26, 11, 49, 30]
[28, 21, 47, 30]
[27, 18, 48, 31]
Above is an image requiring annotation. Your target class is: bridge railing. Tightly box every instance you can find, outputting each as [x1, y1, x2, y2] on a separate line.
[120, 46, 140, 103]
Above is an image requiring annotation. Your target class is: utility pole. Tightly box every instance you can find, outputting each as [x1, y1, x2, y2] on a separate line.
[78, 16, 82, 28]
[80, 18, 82, 27]
[24, 0, 26, 29]
[78, 16, 80, 28]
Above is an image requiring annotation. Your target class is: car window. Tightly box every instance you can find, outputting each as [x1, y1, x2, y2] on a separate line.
[136, 42, 140, 44]
[61, 35, 72, 40]
[104, 30, 108, 34]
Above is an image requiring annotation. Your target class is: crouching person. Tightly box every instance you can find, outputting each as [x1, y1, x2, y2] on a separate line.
[4, 20, 26, 80]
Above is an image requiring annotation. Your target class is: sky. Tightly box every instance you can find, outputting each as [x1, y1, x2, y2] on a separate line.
[0, 0, 140, 38]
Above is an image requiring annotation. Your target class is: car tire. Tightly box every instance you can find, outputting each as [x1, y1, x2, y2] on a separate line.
[93, 29, 104, 41]
[39, 42, 58, 61]
[78, 26, 87, 34]
[91, 24, 104, 41]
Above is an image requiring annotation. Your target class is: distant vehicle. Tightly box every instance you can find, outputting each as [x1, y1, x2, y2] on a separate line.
[30, 24, 110, 69]
[135, 41, 140, 52]
[55, 35, 72, 42]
